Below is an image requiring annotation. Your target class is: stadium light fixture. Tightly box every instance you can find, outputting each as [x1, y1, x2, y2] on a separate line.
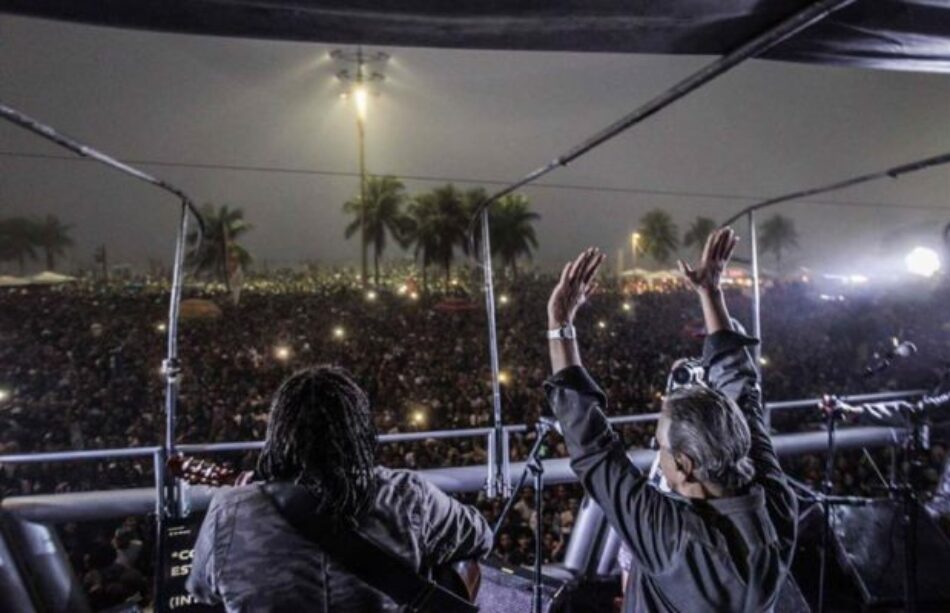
[905, 247, 941, 277]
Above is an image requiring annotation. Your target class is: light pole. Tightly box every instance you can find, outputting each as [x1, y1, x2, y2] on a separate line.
[331, 47, 388, 287]
[630, 231, 642, 269]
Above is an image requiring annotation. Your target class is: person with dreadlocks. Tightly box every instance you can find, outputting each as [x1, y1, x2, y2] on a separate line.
[186, 366, 492, 612]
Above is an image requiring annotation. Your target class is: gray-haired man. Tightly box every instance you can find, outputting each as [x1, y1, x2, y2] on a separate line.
[544, 228, 797, 612]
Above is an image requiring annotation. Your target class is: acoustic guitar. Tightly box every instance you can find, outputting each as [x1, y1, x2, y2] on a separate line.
[167, 454, 482, 604]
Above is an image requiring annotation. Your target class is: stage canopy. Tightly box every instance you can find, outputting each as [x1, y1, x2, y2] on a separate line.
[2, 1, 949, 73]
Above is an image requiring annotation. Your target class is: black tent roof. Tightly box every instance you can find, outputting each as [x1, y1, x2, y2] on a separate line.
[2, 0, 950, 73]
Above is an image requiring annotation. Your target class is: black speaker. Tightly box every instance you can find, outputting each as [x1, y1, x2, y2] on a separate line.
[476, 556, 566, 613]
[793, 500, 950, 611]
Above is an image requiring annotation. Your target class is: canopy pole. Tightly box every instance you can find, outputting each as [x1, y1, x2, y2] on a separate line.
[481, 209, 509, 498]
[720, 150, 950, 228]
[468, 0, 855, 224]
[748, 210, 766, 426]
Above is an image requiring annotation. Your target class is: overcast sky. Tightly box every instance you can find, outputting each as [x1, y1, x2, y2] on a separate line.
[1, 14, 948, 275]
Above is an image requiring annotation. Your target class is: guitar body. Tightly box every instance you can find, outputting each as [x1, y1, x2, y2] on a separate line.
[168, 454, 482, 604]
[436, 560, 482, 603]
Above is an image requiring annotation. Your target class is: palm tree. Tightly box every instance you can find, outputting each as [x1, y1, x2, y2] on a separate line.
[0, 217, 39, 273]
[404, 184, 470, 291]
[187, 204, 252, 290]
[486, 194, 540, 278]
[682, 216, 717, 255]
[343, 175, 409, 286]
[33, 215, 74, 271]
[758, 214, 800, 273]
[638, 209, 679, 265]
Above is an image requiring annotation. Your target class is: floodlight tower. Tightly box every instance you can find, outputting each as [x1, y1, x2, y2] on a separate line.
[331, 47, 389, 288]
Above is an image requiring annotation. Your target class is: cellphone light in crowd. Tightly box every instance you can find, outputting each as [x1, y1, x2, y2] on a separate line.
[499, 294, 510, 305]
[332, 326, 345, 340]
[905, 246, 941, 278]
[409, 292, 419, 301]
[597, 320, 607, 329]
[273, 345, 292, 361]
[397, 284, 408, 295]
[622, 302, 632, 312]
[411, 409, 426, 426]
[156, 322, 167, 333]
[759, 356, 769, 367]
[366, 290, 378, 302]
[498, 370, 510, 385]
[0, 388, 9, 402]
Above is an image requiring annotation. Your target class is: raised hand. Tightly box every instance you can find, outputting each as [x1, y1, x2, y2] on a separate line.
[547, 248, 605, 327]
[678, 227, 738, 293]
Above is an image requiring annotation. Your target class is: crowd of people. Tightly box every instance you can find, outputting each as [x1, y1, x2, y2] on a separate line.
[1, 270, 948, 608]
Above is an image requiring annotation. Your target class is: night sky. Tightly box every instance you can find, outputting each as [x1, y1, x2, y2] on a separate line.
[1, 14, 948, 275]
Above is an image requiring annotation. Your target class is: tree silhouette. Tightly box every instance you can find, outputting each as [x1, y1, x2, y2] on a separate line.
[343, 175, 409, 286]
[758, 214, 800, 273]
[638, 209, 679, 265]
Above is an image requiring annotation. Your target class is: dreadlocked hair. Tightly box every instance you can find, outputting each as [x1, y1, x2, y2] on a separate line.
[257, 366, 378, 527]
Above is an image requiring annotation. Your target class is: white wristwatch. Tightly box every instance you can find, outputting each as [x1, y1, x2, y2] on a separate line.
[546, 324, 576, 340]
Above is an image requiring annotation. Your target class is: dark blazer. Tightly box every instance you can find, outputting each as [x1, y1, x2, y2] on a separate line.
[545, 328, 797, 612]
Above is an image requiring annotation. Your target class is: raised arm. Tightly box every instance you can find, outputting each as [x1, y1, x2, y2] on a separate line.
[679, 228, 797, 555]
[544, 248, 687, 574]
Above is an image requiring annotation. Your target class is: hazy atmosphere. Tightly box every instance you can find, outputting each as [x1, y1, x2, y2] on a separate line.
[1, 14, 948, 274]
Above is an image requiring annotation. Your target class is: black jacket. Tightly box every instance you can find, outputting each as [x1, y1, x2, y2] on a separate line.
[186, 466, 492, 612]
[545, 329, 797, 612]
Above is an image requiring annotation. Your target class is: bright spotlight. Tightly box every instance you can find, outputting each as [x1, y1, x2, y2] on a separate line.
[905, 247, 941, 278]
[354, 85, 368, 120]
[333, 326, 346, 340]
[274, 345, 292, 361]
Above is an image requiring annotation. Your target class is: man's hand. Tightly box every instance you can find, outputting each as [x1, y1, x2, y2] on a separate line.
[547, 248, 605, 328]
[677, 227, 738, 294]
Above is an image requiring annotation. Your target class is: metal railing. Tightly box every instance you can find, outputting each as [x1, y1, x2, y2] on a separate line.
[0, 389, 924, 524]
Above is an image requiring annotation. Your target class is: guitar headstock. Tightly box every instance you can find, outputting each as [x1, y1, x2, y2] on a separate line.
[167, 454, 242, 487]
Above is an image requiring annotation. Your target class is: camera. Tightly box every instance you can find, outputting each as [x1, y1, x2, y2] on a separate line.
[666, 358, 705, 392]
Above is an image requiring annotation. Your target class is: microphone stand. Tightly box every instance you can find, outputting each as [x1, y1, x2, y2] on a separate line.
[492, 419, 554, 613]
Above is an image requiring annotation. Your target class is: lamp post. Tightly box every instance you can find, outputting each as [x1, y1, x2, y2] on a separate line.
[630, 231, 642, 269]
[331, 47, 389, 288]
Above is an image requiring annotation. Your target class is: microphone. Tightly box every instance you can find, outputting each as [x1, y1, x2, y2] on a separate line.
[864, 340, 917, 376]
[537, 415, 563, 436]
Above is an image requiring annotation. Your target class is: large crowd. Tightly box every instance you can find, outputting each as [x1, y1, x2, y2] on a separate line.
[1, 270, 948, 609]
